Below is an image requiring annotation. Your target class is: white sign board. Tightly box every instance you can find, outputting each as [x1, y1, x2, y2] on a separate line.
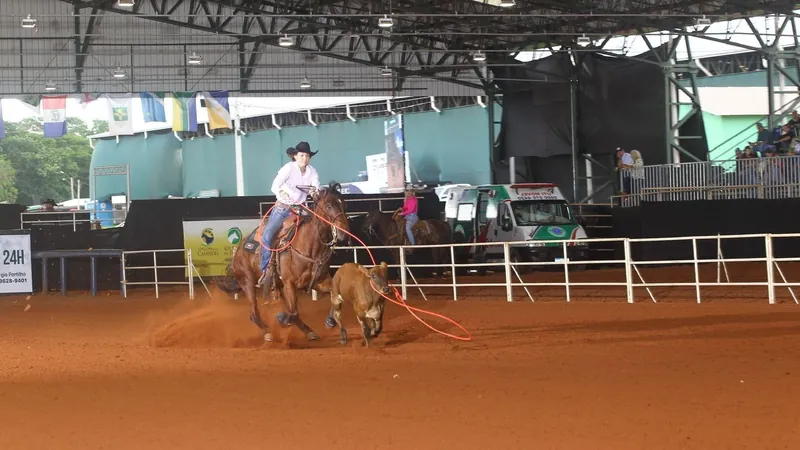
[0, 231, 33, 295]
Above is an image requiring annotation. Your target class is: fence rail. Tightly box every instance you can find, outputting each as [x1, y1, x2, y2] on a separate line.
[121, 248, 209, 299]
[613, 156, 800, 207]
[324, 232, 800, 304]
[117, 233, 800, 305]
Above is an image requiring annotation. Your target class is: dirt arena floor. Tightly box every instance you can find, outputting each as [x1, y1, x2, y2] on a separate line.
[2, 263, 800, 450]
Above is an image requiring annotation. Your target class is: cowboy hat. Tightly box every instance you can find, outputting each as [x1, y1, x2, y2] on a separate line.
[286, 141, 318, 157]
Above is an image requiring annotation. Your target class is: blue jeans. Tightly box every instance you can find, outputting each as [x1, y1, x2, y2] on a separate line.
[260, 205, 293, 273]
[404, 213, 418, 245]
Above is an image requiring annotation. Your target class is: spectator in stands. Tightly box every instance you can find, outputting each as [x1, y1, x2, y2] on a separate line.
[752, 123, 774, 155]
[42, 199, 56, 212]
[777, 125, 794, 152]
[615, 147, 633, 194]
[788, 110, 799, 128]
[630, 150, 645, 192]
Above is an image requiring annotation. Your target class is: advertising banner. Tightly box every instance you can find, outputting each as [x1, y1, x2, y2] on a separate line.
[182, 217, 261, 277]
[384, 114, 406, 190]
[0, 230, 33, 295]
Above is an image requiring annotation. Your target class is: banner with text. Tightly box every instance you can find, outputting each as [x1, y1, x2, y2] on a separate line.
[384, 114, 406, 190]
[182, 218, 261, 277]
[0, 231, 33, 294]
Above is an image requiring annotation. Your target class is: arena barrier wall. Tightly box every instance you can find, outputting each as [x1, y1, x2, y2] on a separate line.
[612, 198, 800, 261]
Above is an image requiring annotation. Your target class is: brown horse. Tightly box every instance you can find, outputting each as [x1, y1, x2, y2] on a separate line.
[362, 208, 404, 266]
[362, 208, 453, 277]
[219, 182, 349, 343]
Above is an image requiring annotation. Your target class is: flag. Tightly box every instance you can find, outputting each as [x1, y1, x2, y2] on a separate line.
[202, 91, 232, 130]
[42, 95, 67, 138]
[171, 92, 197, 132]
[140, 92, 166, 123]
[0, 99, 5, 139]
[107, 94, 134, 135]
[16, 95, 41, 116]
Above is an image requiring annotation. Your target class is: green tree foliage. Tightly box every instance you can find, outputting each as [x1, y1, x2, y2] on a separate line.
[0, 155, 18, 203]
[0, 118, 107, 205]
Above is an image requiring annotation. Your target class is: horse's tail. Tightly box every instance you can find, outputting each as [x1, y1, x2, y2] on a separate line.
[213, 264, 242, 293]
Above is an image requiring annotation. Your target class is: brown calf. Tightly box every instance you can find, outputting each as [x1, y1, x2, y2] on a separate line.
[325, 262, 391, 347]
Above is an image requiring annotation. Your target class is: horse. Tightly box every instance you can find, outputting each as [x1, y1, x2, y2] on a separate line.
[362, 208, 404, 267]
[362, 208, 453, 278]
[218, 182, 350, 344]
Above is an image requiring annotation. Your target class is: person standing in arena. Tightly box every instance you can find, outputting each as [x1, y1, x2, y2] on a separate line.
[257, 141, 321, 287]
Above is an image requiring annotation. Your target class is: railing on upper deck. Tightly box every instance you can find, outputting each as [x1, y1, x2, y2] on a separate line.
[612, 156, 800, 207]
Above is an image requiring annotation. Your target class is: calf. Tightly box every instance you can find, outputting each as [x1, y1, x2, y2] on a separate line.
[326, 262, 391, 347]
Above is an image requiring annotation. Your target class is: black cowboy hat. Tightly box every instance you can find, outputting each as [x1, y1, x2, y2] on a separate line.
[286, 141, 318, 157]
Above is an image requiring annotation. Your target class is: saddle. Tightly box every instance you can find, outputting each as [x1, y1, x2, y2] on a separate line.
[242, 208, 312, 254]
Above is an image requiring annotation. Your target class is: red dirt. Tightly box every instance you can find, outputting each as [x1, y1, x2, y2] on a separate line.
[2, 266, 800, 449]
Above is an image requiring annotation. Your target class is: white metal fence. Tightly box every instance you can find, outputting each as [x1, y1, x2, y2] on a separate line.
[121, 248, 209, 299]
[116, 233, 800, 305]
[613, 156, 800, 207]
[326, 232, 800, 305]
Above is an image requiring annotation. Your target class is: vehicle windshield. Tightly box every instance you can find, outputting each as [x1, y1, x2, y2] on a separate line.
[510, 200, 574, 225]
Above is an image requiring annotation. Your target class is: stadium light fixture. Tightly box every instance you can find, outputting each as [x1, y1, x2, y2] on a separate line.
[381, 66, 392, 77]
[118, 0, 135, 7]
[113, 66, 127, 79]
[45, 81, 56, 92]
[187, 52, 203, 65]
[472, 51, 486, 62]
[300, 77, 312, 89]
[500, 0, 516, 6]
[695, 15, 711, 25]
[279, 35, 294, 47]
[576, 34, 591, 46]
[378, 15, 394, 29]
[21, 15, 36, 28]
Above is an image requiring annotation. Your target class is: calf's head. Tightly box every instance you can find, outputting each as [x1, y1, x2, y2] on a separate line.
[359, 261, 390, 295]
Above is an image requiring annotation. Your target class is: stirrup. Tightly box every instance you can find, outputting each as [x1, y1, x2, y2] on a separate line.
[256, 270, 268, 287]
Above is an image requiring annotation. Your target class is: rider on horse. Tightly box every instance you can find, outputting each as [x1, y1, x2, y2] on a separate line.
[257, 141, 320, 287]
[392, 186, 418, 248]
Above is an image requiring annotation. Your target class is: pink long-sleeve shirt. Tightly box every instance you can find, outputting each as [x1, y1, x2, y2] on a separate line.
[401, 196, 418, 216]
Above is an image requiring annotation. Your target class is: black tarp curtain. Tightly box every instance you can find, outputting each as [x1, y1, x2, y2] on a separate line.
[490, 43, 709, 201]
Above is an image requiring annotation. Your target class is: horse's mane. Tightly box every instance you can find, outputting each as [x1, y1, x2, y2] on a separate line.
[318, 181, 342, 200]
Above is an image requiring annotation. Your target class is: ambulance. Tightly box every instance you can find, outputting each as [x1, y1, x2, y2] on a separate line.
[444, 183, 589, 267]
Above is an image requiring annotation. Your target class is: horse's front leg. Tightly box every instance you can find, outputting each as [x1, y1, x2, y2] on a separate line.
[275, 283, 319, 341]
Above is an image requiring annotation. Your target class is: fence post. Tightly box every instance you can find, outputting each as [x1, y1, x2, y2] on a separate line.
[623, 239, 633, 303]
[766, 234, 775, 305]
[503, 243, 513, 302]
[187, 249, 194, 300]
[450, 246, 458, 301]
[399, 245, 407, 301]
[562, 241, 570, 303]
[120, 252, 127, 298]
[153, 251, 159, 299]
[691, 237, 701, 303]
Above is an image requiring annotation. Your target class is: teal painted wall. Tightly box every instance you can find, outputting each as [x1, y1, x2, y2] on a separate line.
[181, 134, 237, 197]
[90, 132, 182, 201]
[406, 104, 493, 185]
[90, 104, 495, 201]
[679, 106, 764, 160]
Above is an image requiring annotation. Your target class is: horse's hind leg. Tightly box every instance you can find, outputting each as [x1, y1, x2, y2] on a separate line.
[246, 280, 273, 342]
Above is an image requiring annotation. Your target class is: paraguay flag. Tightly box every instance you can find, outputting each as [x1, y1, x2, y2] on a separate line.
[140, 92, 166, 123]
[171, 92, 197, 132]
[202, 91, 232, 130]
[42, 95, 67, 138]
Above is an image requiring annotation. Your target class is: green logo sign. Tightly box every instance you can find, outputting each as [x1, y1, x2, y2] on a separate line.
[112, 107, 129, 122]
[227, 227, 242, 244]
